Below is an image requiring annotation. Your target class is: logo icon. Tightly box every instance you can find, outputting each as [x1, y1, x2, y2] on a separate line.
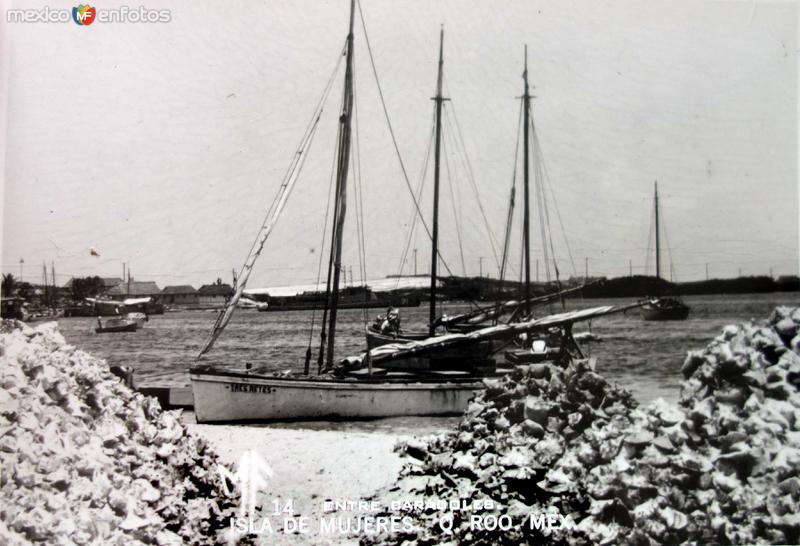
[218, 450, 274, 519]
[72, 4, 96, 25]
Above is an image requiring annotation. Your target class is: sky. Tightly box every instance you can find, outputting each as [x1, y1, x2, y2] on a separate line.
[1, 0, 798, 290]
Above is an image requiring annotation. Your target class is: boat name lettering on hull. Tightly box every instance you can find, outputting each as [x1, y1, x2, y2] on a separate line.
[230, 383, 275, 394]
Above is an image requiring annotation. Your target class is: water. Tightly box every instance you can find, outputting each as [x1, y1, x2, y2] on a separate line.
[58, 293, 800, 408]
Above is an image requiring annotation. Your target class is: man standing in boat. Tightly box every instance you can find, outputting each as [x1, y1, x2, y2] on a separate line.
[375, 307, 401, 335]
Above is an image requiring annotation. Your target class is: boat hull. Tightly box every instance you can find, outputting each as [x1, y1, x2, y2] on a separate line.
[190, 371, 481, 423]
[366, 327, 497, 372]
[95, 322, 138, 333]
[641, 300, 690, 321]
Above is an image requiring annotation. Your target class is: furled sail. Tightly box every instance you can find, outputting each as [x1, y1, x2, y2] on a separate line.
[434, 281, 600, 329]
[355, 301, 647, 366]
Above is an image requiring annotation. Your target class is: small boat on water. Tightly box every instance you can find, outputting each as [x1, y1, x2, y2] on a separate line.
[95, 317, 138, 333]
[641, 296, 690, 321]
[237, 297, 268, 311]
[640, 181, 690, 321]
[125, 312, 148, 328]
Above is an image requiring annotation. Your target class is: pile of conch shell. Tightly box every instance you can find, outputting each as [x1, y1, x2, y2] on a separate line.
[0, 321, 252, 546]
[364, 307, 800, 546]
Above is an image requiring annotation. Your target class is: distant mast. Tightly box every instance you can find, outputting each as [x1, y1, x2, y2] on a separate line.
[522, 46, 532, 317]
[654, 181, 660, 281]
[429, 27, 446, 336]
[319, 0, 356, 370]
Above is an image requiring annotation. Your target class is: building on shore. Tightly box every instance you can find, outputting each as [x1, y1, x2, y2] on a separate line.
[161, 285, 198, 306]
[106, 281, 162, 300]
[63, 277, 125, 291]
[196, 283, 233, 306]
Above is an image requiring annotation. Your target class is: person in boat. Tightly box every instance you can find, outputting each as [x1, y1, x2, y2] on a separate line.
[374, 307, 401, 335]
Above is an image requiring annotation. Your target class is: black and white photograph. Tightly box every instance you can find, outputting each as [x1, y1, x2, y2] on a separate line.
[1, 0, 798, 544]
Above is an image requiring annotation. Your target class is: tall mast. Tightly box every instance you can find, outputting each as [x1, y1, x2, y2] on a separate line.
[43, 262, 49, 306]
[654, 180, 660, 281]
[429, 26, 446, 336]
[321, 0, 356, 369]
[522, 46, 532, 316]
[51, 262, 56, 308]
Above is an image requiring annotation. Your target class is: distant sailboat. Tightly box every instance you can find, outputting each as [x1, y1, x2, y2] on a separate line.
[640, 181, 690, 321]
[366, 42, 585, 353]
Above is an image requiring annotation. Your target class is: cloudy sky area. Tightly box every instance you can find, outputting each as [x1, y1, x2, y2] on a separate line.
[1, 0, 797, 290]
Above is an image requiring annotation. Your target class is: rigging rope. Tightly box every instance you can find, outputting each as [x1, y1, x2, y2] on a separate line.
[660, 197, 675, 282]
[644, 197, 655, 277]
[533, 127, 579, 278]
[198, 42, 346, 359]
[441, 126, 467, 277]
[528, 101, 551, 287]
[307, 50, 350, 356]
[356, 0, 458, 282]
[531, 117, 562, 308]
[306, 118, 340, 352]
[500, 100, 524, 285]
[350, 56, 371, 328]
[442, 77, 502, 273]
[394, 109, 435, 287]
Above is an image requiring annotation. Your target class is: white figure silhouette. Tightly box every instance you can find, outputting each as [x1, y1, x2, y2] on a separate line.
[218, 450, 274, 519]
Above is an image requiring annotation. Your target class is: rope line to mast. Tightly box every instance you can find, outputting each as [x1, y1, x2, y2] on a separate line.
[533, 126, 579, 278]
[644, 197, 655, 276]
[661, 197, 676, 282]
[199, 42, 345, 358]
[238, 43, 346, 281]
[350, 53, 371, 328]
[500, 100, 524, 284]
[394, 109, 435, 289]
[441, 126, 467, 277]
[306, 50, 348, 352]
[531, 118, 561, 297]
[356, 0, 458, 281]
[528, 101, 551, 288]
[442, 77, 502, 273]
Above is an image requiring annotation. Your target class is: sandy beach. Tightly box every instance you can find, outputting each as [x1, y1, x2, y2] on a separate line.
[186, 416, 444, 545]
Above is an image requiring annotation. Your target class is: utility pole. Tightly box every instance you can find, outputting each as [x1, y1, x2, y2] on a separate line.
[479, 257, 485, 278]
[535, 259, 539, 283]
[629, 259, 632, 277]
[19, 258, 24, 282]
[584, 257, 588, 280]
[123, 263, 126, 282]
[413, 248, 418, 276]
